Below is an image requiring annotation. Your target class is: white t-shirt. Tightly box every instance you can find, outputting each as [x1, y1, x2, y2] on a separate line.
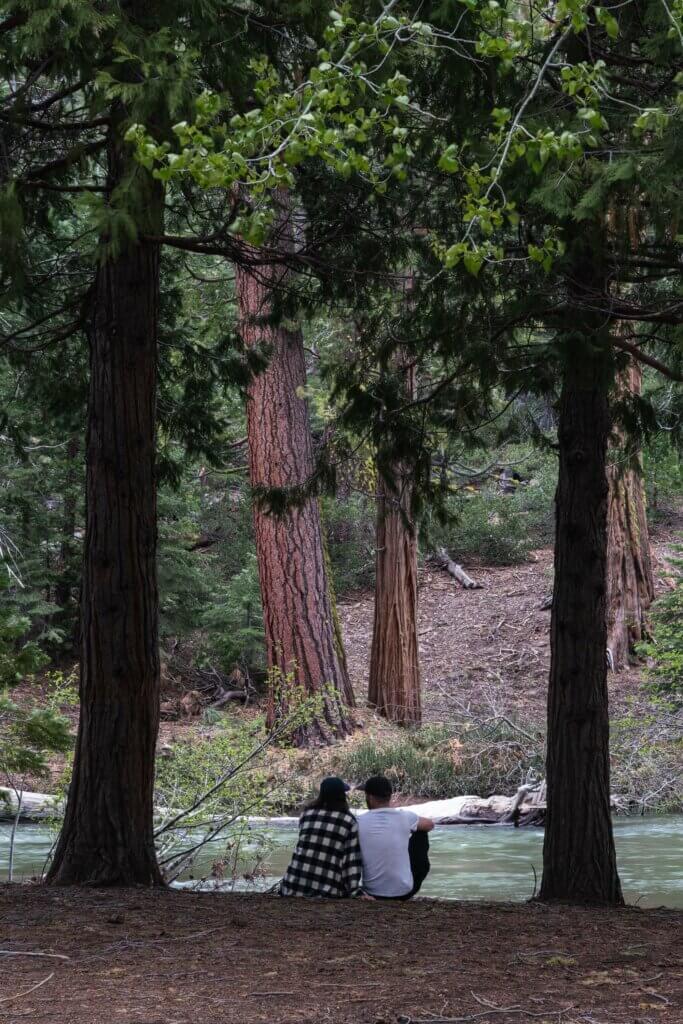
[357, 808, 419, 897]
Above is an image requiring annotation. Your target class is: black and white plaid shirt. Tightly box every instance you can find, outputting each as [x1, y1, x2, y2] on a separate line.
[279, 807, 363, 898]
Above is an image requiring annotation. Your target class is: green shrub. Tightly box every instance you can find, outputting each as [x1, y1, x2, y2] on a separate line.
[638, 546, 683, 705]
[155, 717, 271, 820]
[323, 492, 376, 593]
[424, 451, 556, 566]
[0, 578, 72, 782]
[335, 721, 544, 799]
[643, 434, 683, 512]
[199, 552, 265, 674]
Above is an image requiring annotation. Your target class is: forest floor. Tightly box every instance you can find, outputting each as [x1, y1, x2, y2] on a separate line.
[1, 885, 682, 1024]
[339, 506, 682, 725]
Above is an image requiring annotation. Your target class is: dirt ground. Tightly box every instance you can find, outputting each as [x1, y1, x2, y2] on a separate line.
[339, 512, 682, 726]
[0, 887, 681, 1024]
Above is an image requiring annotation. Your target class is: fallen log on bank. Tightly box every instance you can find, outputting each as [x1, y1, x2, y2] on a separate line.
[433, 547, 483, 590]
[2, 781, 626, 827]
[0, 788, 63, 822]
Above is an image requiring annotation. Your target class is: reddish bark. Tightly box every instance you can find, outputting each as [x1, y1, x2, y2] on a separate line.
[606, 361, 655, 670]
[368, 351, 421, 726]
[236, 236, 353, 745]
[368, 465, 421, 725]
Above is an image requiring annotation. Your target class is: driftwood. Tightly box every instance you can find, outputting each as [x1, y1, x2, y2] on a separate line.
[210, 689, 248, 709]
[0, 787, 63, 821]
[434, 547, 483, 590]
[410, 785, 547, 828]
[5, 780, 629, 828]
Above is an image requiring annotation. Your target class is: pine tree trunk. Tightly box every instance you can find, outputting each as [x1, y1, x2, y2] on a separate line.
[368, 463, 421, 725]
[47, 125, 164, 886]
[540, 348, 623, 904]
[236, 246, 353, 746]
[606, 360, 655, 670]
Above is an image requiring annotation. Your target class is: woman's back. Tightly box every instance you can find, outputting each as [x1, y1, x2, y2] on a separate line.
[280, 806, 362, 897]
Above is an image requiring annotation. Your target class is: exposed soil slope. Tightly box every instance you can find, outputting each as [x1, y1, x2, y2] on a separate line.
[340, 516, 680, 724]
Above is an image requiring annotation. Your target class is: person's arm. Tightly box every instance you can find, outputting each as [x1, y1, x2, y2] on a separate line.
[416, 816, 434, 832]
[342, 819, 363, 896]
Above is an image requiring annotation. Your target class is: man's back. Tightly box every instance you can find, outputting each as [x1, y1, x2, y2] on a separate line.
[357, 807, 419, 897]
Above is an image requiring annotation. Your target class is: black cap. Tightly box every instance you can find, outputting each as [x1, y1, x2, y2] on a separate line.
[358, 775, 393, 800]
[319, 776, 351, 801]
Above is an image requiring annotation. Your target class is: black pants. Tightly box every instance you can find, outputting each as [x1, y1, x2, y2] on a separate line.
[374, 831, 431, 901]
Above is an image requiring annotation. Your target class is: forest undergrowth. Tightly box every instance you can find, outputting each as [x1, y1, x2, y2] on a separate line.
[6, 507, 681, 819]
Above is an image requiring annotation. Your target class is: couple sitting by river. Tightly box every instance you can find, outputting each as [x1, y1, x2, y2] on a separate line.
[279, 775, 434, 900]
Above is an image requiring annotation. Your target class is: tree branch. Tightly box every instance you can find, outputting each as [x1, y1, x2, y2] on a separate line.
[611, 336, 683, 382]
[20, 139, 105, 183]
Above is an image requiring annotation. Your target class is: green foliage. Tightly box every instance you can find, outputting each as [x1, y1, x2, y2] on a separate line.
[335, 720, 544, 799]
[0, 603, 47, 689]
[0, 579, 72, 781]
[0, 693, 72, 779]
[611, 696, 683, 811]
[323, 492, 375, 592]
[643, 434, 683, 511]
[199, 553, 265, 675]
[158, 485, 214, 640]
[638, 547, 683, 704]
[155, 717, 270, 821]
[426, 454, 556, 565]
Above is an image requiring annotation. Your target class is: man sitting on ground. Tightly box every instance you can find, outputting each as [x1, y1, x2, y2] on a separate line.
[356, 775, 434, 900]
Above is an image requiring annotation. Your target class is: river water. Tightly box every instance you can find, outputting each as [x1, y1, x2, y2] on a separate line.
[2, 815, 681, 906]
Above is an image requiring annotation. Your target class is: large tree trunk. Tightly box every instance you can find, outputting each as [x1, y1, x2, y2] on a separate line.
[606, 360, 655, 670]
[236, 235, 353, 745]
[540, 343, 623, 904]
[368, 452, 421, 725]
[47, 125, 164, 886]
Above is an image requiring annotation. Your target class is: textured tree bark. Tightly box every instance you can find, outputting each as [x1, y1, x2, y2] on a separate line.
[606, 360, 655, 670]
[236, 234, 353, 745]
[47, 125, 164, 885]
[540, 346, 623, 904]
[368, 460, 421, 726]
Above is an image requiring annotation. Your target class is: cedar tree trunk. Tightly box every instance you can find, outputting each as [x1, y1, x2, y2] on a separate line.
[540, 338, 623, 904]
[606, 360, 655, 670]
[236, 248, 353, 745]
[368, 464, 421, 725]
[368, 349, 421, 725]
[47, 124, 164, 886]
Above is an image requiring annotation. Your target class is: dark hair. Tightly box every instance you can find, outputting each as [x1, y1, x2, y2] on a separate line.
[362, 775, 393, 801]
[305, 793, 350, 813]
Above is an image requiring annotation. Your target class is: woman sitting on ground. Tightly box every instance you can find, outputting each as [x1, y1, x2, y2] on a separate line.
[279, 777, 363, 898]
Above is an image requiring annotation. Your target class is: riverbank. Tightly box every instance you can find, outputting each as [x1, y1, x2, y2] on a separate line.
[1, 886, 681, 1023]
[6, 523, 682, 817]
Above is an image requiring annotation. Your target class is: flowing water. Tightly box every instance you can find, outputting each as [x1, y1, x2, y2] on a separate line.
[2, 815, 681, 907]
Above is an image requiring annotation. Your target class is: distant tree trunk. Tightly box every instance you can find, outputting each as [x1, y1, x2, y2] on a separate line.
[236, 232, 353, 745]
[540, 334, 623, 904]
[606, 360, 655, 670]
[368, 467, 421, 725]
[368, 353, 421, 725]
[47, 121, 164, 886]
